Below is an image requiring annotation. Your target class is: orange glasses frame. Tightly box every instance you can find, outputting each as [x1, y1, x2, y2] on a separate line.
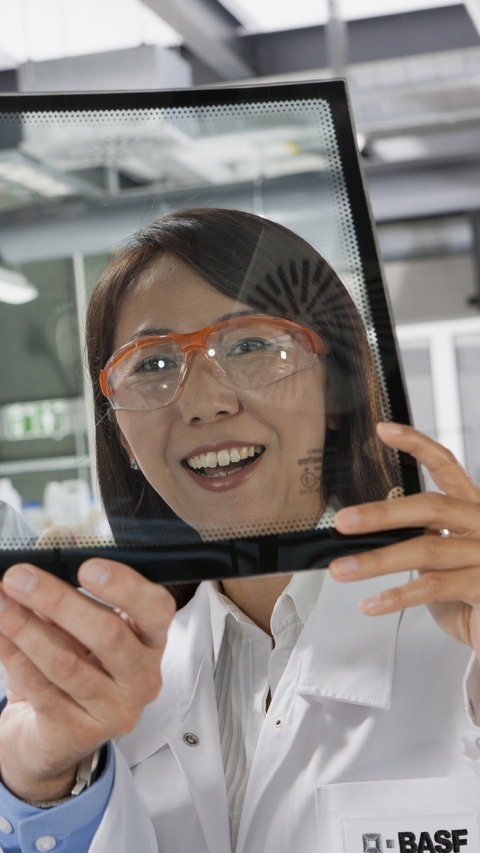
[100, 315, 328, 402]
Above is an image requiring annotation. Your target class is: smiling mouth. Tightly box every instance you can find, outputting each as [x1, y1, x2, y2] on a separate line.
[185, 445, 265, 478]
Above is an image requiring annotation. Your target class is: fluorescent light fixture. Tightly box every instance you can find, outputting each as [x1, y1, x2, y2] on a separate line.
[0, 0, 181, 66]
[222, 0, 458, 33]
[0, 267, 38, 304]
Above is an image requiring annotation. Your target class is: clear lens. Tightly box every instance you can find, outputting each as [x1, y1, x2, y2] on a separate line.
[109, 341, 184, 410]
[210, 323, 315, 389]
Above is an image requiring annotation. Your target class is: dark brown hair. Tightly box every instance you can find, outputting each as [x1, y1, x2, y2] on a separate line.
[86, 208, 398, 605]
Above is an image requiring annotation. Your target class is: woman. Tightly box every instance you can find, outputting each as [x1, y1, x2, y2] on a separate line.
[90, 208, 397, 542]
[0, 209, 479, 853]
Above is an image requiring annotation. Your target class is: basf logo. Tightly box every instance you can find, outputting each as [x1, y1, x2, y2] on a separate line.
[362, 829, 469, 852]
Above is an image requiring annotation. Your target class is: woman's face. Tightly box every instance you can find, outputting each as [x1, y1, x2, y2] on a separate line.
[113, 254, 333, 538]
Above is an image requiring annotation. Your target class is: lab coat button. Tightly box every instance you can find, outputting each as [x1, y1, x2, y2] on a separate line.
[35, 836, 57, 851]
[0, 818, 12, 834]
[273, 716, 285, 728]
[183, 732, 199, 746]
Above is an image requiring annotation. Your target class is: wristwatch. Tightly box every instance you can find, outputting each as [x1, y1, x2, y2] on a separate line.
[71, 746, 103, 796]
[26, 746, 105, 809]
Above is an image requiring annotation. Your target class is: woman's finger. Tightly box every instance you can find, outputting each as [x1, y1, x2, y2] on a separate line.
[357, 567, 480, 617]
[330, 532, 480, 582]
[0, 630, 53, 701]
[2, 560, 175, 651]
[77, 558, 176, 647]
[0, 592, 125, 719]
[329, 423, 480, 637]
[0, 563, 174, 695]
[334, 491, 480, 537]
[0, 598, 163, 742]
[35, 526, 77, 548]
[376, 421, 480, 502]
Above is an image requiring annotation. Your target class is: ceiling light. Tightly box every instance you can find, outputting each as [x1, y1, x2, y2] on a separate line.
[222, 0, 458, 33]
[0, 0, 181, 66]
[0, 267, 38, 304]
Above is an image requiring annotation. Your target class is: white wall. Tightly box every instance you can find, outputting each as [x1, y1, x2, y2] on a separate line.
[384, 253, 478, 325]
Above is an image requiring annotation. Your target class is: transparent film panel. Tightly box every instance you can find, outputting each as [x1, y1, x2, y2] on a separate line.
[0, 89, 409, 560]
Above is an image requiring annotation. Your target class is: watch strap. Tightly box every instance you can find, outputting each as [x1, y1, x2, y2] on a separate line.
[25, 746, 104, 809]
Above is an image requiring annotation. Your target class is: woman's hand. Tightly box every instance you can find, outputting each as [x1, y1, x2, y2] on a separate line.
[0, 559, 175, 803]
[330, 422, 480, 656]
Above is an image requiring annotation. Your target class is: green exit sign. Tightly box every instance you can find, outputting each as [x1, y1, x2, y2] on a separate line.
[3, 399, 70, 441]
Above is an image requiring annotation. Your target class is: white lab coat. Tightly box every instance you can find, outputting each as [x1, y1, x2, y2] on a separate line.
[0, 501, 38, 699]
[0, 499, 37, 542]
[88, 570, 480, 852]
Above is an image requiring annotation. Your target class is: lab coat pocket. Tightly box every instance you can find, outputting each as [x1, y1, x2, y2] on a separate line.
[316, 776, 480, 853]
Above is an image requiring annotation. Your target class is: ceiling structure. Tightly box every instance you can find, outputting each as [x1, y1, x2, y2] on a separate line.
[1, 2, 480, 262]
[134, 1, 480, 225]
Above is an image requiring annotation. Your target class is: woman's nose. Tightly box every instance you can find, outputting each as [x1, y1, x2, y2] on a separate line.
[176, 352, 240, 423]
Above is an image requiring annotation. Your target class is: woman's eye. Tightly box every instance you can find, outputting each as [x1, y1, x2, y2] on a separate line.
[134, 354, 177, 373]
[228, 337, 274, 356]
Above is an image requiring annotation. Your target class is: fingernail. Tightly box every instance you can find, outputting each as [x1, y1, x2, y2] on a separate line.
[4, 565, 37, 594]
[377, 421, 403, 436]
[80, 561, 110, 587]
[335, 507, 361, 531]
[331, 557, 359, 577]
[359, 595, 382, 614]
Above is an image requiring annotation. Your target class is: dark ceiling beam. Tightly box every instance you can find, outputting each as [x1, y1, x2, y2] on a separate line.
[141, 0, 255, 80]
[366, 155, 480, 222]
[239, 4, 480, 77]
[350, 3, 479, 62]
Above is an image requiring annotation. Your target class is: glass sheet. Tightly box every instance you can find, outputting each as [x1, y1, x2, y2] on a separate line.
[0, 81, 421, 582]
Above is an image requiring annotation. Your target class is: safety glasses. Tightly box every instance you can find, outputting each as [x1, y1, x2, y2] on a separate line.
[100, 315, 328, 411]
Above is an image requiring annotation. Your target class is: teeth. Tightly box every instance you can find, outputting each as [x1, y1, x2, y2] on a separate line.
[187, 445, 262, 470]
[217, 449, 230, 467]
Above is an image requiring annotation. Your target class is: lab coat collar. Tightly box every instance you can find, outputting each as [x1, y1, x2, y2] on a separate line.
[274, 567, 325, 628]
[118, 566, 409, 768]
[207, 570, 325, 667]
[295, 569, 410, 710]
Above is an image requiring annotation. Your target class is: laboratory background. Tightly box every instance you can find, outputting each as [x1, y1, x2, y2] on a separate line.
[0, 0, 479, 534]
